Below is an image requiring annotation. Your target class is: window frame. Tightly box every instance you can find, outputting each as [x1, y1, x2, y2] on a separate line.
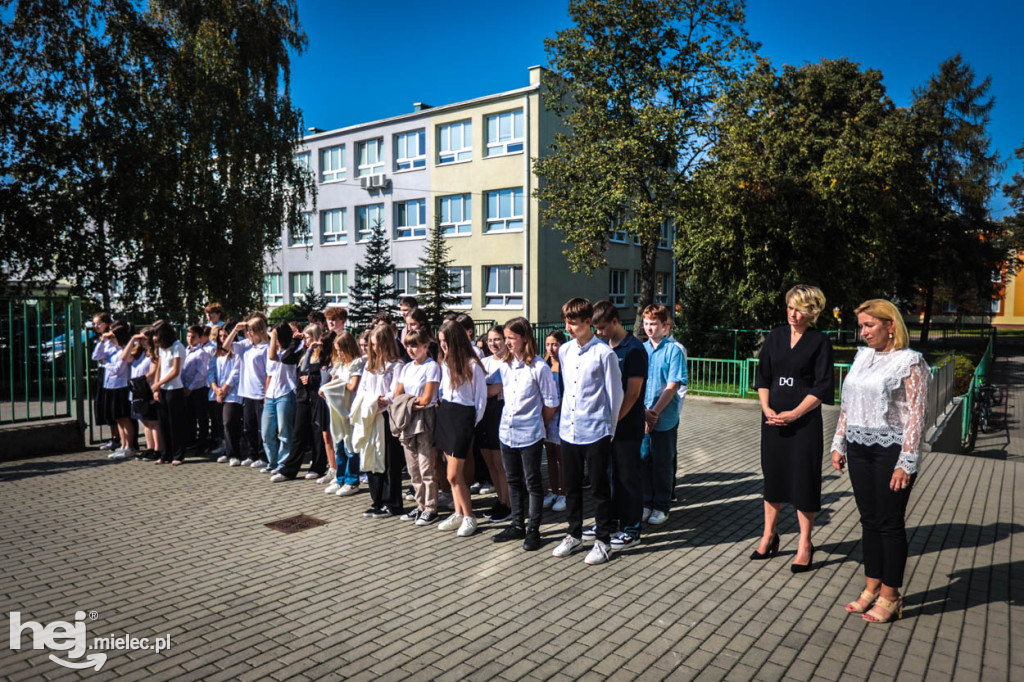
[448, 266, 472, 308]
[319, 145, 345, 183]
[356, 204, 384, 242]
[264, 273, 283, 306]
[484, 265, 524, 309]
[609, 269, 627, 307]
[321, 270, 349, 305]
[394, 129, 426, 171]
[485, 110, 524, 157]
[288, 271, 313, 303]
[485, 187, 524, 233]
[394, 199, 427, 240]
[355, 138, 385, 177]
[395, 268, 422, 296]
[437, 120, 472, 164]
[439, 194, 472, 236]
[289, 212, 313, 247]
[320, 208, 347, 245]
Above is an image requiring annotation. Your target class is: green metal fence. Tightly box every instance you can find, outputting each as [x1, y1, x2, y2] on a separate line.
[685, 357, 852, 401]
[0, 296, 86, 428]
[961, 332, 996, 447]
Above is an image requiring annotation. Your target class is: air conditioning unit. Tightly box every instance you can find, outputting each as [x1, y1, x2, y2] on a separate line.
[374, 173, 391, 189]
[360, 176, 371, 189]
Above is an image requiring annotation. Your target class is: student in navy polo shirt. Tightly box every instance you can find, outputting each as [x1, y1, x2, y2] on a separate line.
[641, 304, 687, 525]
[592, 300, 648, 549]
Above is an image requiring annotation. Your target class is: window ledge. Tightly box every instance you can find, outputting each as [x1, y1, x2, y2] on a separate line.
[436, 159, 473, 167]
[442, 232, 472, 238]
[394, 235, 427, 242]
[483, 304, 524, 310]
[484, 229, 525, 235]
[320, 178, 347, 185]
[484, 150, 524, 159]
[320, 240, 350, 247]
[393, 165, 425, 174]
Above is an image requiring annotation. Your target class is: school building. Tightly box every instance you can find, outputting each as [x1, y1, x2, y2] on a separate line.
[265, 66, 675, 324]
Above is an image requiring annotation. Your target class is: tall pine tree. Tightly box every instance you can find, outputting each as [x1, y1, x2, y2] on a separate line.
[417, 217, 461, 327]
[348, 219, 400, 327]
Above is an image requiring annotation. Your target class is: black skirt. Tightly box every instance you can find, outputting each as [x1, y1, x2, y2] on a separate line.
[314, 395, 329, 431]
[473, 396, 503, 450]
[102, 386, 132, 422]
[435, 401, 476, 459]
[760, 409, 824, 513]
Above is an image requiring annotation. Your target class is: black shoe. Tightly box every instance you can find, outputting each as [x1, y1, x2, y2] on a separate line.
[493, 525, 526, 543]
[791, 543, 815, 573]
[486, 503, 512, 523]
[371, 505, 400, 518]
[750, 533, 780, 561]
[415, 511, 439, 526]
[362, 506, 381, 518]
[523, 529, 542, 551]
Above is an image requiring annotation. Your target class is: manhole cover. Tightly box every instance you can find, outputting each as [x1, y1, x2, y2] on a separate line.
[265, 514, 328, 534]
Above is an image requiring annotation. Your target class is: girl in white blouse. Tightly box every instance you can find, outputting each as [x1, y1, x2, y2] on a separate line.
[831, 299, 929, 623]
[434, 319, 488, 537]
[357, 324, 404, 518]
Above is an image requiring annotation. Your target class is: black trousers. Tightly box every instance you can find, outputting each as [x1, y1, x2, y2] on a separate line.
[848, 442, 916, 588]
[157, 388, 188, 462]
[241, 398, 264, 461]
[612, 438, 643, 538]
[501, 440, 545, 531]
[368, 413, 405, 511]
[279, 400, 321, 479]
[208, 397, 224, 443]
[222, 402, 243, 461]
[184, 389, 209, 452]
[563, 436, 614, 544]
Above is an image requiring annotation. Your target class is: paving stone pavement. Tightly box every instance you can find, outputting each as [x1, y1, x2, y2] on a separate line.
[0, 392, 1021, 681]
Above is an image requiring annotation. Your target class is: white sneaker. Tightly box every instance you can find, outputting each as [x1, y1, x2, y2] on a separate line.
[316, 467, 337, 485]
[216, 455, 229, 463]
[552, 495, 567, 512]
[642, 507, 653, 522]
[611, 532, 641, 550]
[121, 448, 136, 459]
[229, 458, 242, 467]
[479, 485, 495, 495]
[270, 473, 288, 482]
[304, 472, 320, 480]
[648, 510, 668, 525]
[552, 534, 582, 558]
[584, 540, 613, 565]
[240, 458, 253, 466]
[324, 483, 341, 494]
[543, 492, 557, 509]
[250, 459, 267, 468]
[582, 524, 597, 541]
[108, 449, 127, 460]
[456, 515, 478, 537]
[437, 513, 463, 531]
[336, 483, 358, 497]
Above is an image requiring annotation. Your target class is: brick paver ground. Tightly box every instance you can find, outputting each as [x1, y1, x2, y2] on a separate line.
[1, 388, 1021, 680]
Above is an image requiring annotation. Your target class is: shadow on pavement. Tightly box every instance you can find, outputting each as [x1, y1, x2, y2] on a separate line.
[904, 559, 1024, 616]
[0, 457, 118, 482]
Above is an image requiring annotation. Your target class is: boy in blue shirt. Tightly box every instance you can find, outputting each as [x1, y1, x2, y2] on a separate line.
[641, 304, 687, 525]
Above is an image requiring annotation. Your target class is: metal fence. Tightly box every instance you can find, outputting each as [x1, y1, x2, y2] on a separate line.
[0, 296, 86, 427]
[961, 334, 996, 446]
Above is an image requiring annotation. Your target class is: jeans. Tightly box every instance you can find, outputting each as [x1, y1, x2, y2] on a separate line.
[641, 426, 677, 513]
[848, 442, 916, 587]
[612, 438, 643, 538]
[563, 437, 613, 543]
[261, 393, 296, 469]
[501, 440, 545, 531]
[279, 400, 318, 479]
[336, 439, 360, 485]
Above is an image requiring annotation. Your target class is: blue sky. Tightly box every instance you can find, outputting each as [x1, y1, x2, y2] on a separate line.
[291, 0, 1022, 216]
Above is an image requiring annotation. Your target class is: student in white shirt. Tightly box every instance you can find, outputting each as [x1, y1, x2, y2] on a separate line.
[551, 298, 624, 565]
[478, 325, 512, 522]
[393, 328, 441, 525]
[262, 322, 300, 474]
[150, 320, 188, 465]
[93, 322, 134, 459]
[223, 315, 270, 467]
[492, 317, 559, 551]
[324, 332, 364, 495]
[210, 324, 243, 466]
[358, 324, 404, 518]
[123, 328, 161, 460]
[434, 319, 488, 538]
[543, 331, 568, 511]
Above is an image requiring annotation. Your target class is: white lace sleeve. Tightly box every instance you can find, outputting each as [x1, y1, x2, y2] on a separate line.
[895, 358, 929, 475]
[831, 407, 848, 456]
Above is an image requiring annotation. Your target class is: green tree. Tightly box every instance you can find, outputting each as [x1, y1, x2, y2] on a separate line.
[292, 285, 328, 321]
[677, 58, 916, 333]
[417, 217, 461, 327]
[348, 219, 400, 328]
[1003, 142, 1024, 273]
[535, 0, 755, 331]
[907, 55, 1004, 340]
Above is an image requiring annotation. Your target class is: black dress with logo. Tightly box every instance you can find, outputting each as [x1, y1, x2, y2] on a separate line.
[754, 326, 835, 512]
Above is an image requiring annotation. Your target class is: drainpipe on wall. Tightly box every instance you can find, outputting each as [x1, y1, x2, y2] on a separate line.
[523, 92, 531, 321]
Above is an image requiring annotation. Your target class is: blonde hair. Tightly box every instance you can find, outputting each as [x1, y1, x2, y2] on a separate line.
[855, 299, 909, 350]
[785, 285, 826, 324]
[303, 324, 322, 363]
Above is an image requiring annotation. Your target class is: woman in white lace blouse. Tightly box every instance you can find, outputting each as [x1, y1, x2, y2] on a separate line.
[830, 299, 929, 623]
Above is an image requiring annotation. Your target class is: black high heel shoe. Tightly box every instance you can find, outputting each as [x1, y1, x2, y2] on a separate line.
[791, 543, 815, 573]
[749, 533, 779, 560]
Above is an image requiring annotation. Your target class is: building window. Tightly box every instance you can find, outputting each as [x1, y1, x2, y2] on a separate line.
[319, 145, 345, 183]
[609, 216, 630, 243]
[322, 270, 348, 305]
[295, 151, 311, 173]
[449, 266, 472, 307]
[485, 188, 523, 232]
[659, 221, 674, 250]
[289, 272, 313, 303]
[289, 212, 313, 247]
[485, 110, 524, 156]
[356, 138, 384, 177]
[633, 271, 642, 307]
[656, 272, 670, 304]
[395, 199, 427, 239]
[395, 269, 421, 296]
[609, 270, 627, 307]
[321, 208, 347, 244]
[264, 273, 283, 306]
[439, 194, 471, 236]
[356, 204, 384, 241]
[485, 265, 523, 308]
[394, 130, 426, 170]
[437, 120, 472, 164]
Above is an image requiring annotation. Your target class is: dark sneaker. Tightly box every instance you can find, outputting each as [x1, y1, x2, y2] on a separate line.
[400, 509, 421, 522]
[415, 511, 439, 526]
[492, 525, 526, 543]
[362, 506, 382, 518]
[370, 506, 399, 518]
[486, 503, 512, 523]
[523, 529, 542, 551]
[610, 531, 641, 550]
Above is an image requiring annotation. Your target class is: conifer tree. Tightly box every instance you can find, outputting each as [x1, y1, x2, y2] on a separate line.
[348, 219, 400, 327]
[417, 217, 461, 327]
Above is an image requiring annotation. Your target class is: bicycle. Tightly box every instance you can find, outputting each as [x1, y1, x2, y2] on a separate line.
[965, 381, 999, 452]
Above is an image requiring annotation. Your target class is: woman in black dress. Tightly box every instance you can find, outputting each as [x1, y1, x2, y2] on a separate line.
[752, 285, 835, 572]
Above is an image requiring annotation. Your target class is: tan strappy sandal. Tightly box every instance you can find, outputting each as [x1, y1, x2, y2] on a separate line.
[844, 589, 880, 614]
[863, 595, 903, 623]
